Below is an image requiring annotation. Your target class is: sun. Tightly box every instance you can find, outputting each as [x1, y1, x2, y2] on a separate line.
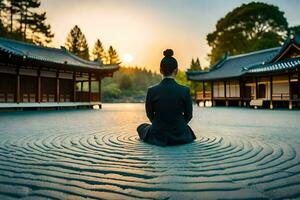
[122, 54, 133, 64]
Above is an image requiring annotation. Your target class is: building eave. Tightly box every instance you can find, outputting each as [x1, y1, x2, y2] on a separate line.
[0, 37, 119, 73]
[246, 57, 300, 74]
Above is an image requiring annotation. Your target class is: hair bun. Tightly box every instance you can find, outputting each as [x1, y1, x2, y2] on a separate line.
[163, 49, 174, 57]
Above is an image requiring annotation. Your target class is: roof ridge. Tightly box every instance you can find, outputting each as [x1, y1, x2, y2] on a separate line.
[0, 37, 103, 67]
[0, 37, 63, 52]
[227, 47, 280, 60]
[0, 37, 119, 71]
[62, 50, 99, 66]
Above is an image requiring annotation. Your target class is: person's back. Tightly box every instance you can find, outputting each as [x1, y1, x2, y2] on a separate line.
[137, 49, 196, 146]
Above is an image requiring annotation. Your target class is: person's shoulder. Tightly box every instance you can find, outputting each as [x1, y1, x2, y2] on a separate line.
[175, 82, 190, 92]
[147, 83, 160, 92]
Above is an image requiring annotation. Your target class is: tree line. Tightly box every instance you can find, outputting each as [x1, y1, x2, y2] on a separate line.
[102, 67, 161, 102]
[0, 0, 120, 64]
[1, 1, 299, 69]
[64, 25, 120, 64]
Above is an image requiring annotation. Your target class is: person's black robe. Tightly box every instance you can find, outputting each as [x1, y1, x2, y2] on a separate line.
[137, 78, 196, 146]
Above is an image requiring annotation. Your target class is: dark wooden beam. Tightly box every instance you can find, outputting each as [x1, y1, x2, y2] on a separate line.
[56, 71, 60, 102]
[255, 77, 258, 99]
[202, 81, 205, 99]
[270, 76, 273, 109]
[270, 76, 273, 101]
[16, 68, 20, 103]
[73, 72, 76, 102]
[239, 79, 243, 100]
[89, 73, 92, 102]
[224, 80, 227, 98]
[298, 71, 300, 99]
[37, 69, 41, 103]
[288, 72, 293, 109]
[211, 81, 214, 100]
[288, 73, 292, 100]
[98, 75, 102, 102]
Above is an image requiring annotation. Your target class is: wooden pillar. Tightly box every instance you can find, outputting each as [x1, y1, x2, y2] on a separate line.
[288, 73, 292, 100]
[89, 73, 92, 102]
[211, 81, 214, 107]
[202, 81, 205, 99]
[73, 72, 76, 102]
[98, 75, 102, 102]
[16, 68, 20, 103]
[270, 76, 273, 109]
[288, 73, 292, 109]
[255, 77, 258, 99]
[56, 71, 60, 102]
[194, 83, 197, 102]
[240, 79, 244, 99]
[202, 81, 205, 106]
[37, 70, 41, 103]
[239, 79, 243, 106]
[224, 80, 227, 98]
[195, 81, 200, 106]
[224, 80, 229, 106]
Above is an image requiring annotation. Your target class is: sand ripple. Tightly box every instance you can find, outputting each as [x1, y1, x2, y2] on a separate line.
[0, 106, 300, 199]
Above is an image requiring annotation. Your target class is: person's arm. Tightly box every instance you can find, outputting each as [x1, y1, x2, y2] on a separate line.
[146, 88, 154, 122]
[184, 87, 193, 123]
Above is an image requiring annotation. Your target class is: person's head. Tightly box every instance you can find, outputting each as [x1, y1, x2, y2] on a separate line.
[160, 49, 178, 77]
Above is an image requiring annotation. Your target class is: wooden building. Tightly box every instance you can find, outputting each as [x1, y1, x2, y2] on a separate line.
[0, 37, 119, 110]
[186, 35, 300, 109]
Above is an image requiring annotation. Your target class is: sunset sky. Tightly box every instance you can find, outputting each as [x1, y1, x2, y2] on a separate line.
[40, 0, 300, 71]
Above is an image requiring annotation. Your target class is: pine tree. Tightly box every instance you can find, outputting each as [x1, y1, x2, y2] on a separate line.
[0, 0, 5, 19]
[1, 0, 53, 45]
[189, 57, 201, 71]
[7, 0, 22, 32]
[0, 20, 6, 37]
[92, 39, 105, 62]
[27, 12, 54, 45]
[0, 0, 6, 37]
[190, 58, 195, 69]
[64, 25, 90, 60]
[107, 45, 120, 64]
[195, 57, 201, 70]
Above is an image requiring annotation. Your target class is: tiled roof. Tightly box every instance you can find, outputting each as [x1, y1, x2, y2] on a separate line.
[270, 34, 300, 62]
[186, 47, 280, 81]
[0, 37, 119, 71]
[247, 57, 300, 73]
[186, 34, 300, 81]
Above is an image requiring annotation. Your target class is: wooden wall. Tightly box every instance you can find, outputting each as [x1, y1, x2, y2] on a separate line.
[0, 73, 16, 102]
[0, 68, 102, 104]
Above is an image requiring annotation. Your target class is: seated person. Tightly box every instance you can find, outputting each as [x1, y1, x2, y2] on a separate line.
[137, 49, 196, 146]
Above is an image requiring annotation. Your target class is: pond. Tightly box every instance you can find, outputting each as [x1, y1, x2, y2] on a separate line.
[0, 104, 299, 199]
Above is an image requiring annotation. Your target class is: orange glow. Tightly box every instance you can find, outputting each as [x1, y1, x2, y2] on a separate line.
[39, 1, 210, 72]
[122, 54, 134, 64]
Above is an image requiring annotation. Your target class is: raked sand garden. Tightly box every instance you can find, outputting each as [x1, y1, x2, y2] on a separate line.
[0, 104, 300, 199]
